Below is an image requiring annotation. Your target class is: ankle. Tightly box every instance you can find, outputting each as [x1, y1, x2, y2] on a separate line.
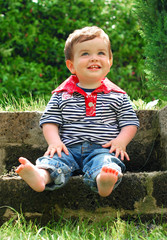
[39, 169, 52, 185]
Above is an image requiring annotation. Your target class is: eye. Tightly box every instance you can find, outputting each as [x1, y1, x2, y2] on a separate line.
[81, 52, 89, 56]
[98, 51, 105, 55]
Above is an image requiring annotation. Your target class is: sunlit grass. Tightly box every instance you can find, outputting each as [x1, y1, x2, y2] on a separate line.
[0, 209, 167, 240]
[0, 94, 49, 112]
[0, 95, 166, 112]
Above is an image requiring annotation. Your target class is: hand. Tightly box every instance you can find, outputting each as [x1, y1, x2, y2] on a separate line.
[102, 139, 130, 161]
[44, 141, 69, 158]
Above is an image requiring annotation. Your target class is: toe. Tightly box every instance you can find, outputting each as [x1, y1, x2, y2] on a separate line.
[15, 164, 24, 173]
[102, 166, 108, 172]
[18, 157, 29, 164]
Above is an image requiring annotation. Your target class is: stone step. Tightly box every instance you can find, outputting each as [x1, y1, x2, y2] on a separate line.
[0, 107, 167, 175]
[0, 171, 167, 225]
[0, 106, 167, 224]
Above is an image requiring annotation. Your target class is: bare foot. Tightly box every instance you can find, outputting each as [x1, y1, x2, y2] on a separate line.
[15, 157, 51, 192]
[96, 166, 120, 197]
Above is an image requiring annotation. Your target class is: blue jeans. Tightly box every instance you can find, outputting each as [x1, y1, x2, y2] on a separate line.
[36, 142, 126, 192]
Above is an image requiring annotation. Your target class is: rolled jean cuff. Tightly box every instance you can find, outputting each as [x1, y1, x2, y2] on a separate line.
[83, 163, 123, 193]
[45, 173, 66, 191]
[36, 157, 72, 191]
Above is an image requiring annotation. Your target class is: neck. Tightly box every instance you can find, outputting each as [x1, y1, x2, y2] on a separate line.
[77, 81, 102, 89]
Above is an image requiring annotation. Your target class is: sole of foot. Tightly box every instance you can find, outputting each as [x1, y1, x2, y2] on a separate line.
[16, 157, 47, 192]
[96, 166, 119, 197]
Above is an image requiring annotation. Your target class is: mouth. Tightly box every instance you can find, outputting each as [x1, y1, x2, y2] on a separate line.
[88, 65, 101, 69]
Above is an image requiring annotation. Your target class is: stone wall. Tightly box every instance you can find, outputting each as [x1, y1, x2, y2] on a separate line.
[0, 106, 167, 223]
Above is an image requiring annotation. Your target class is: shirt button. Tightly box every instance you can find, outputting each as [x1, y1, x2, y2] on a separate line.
[57, 168, 62, 174]
[88, 102, 94, 107]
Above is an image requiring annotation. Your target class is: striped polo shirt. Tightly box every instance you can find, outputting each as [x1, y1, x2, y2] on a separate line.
[40, 75, 139, 146]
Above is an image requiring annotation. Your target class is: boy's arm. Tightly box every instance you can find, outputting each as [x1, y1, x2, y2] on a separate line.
[42, 123, 69, 158]
[102, 125, 137, 161]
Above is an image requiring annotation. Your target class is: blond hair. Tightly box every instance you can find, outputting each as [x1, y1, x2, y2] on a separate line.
[64, 26, 112, 61]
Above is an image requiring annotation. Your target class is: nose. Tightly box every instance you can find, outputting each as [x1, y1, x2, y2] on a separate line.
[90, 54, 98, 61]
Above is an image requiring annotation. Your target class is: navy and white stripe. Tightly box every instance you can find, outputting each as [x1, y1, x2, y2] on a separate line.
[40, 91, 139, 146]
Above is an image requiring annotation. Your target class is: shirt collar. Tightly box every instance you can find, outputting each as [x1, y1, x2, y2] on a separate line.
[52, 75, 126, 95]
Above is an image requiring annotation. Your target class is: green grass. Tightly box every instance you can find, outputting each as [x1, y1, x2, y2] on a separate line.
[0, 95, 167, 112]
[0, 210, 167, 240]
[0, 95, 49, 112]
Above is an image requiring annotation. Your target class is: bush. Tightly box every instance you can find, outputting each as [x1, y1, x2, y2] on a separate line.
[0, 0, 145, 101]
[134, 0, 167, 100]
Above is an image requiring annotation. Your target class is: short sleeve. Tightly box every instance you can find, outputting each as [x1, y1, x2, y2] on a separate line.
[117, 94, 139, 129]
[39, 93, 63, 127]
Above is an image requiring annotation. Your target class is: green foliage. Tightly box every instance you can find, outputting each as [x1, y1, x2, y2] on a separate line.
[0, 0, 146, 101]
[134, 0, 167, 100]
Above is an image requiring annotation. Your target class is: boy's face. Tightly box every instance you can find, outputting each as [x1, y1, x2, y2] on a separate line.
[66, 37, 112, 89]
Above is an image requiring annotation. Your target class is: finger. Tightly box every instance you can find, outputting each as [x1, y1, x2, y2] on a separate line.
[120, 151, 125, 161]
[120, 151, 130, 161]
[56, 147, 62, 158]
[102, 142, 111, 148]
[50, 148, 56, 158]
[109, 146, 116, 154]
[63, 145, 69, 155]
[115, 148, 121, 158]
[125, 152, 130, 161]
[44, 150, 50, 156]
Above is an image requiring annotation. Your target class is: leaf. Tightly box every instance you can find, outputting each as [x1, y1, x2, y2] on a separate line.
[146, 99, 159, 109]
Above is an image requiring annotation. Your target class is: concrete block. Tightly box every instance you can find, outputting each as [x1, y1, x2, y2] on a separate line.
[0, 110, 164, 173]
[0, 109, 167, 223]
[0, 172, 166, 225]
[126, 110, 160, 172]
[158, 105, 167, 169]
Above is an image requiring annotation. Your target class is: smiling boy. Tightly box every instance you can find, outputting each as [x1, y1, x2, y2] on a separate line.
[66, 37, 112, 89]
[16, 26, 139, 197]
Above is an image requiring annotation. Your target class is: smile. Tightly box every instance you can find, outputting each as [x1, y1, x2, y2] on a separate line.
[88, 65, 101, 69]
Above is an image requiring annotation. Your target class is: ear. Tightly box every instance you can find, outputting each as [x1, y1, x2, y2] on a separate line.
[109, 58, 113, 67]
[66, 60, 76, 74]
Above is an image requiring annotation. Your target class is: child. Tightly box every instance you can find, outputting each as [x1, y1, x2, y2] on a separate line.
[16, 26, 139, 197]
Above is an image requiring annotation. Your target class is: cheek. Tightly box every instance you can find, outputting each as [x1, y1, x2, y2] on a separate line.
[76, 60, 86, 70]
[105, 62, 111, 73]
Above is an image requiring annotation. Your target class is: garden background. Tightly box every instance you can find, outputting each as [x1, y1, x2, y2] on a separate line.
[0, 0, 167, 104]
[0, 1, 167, 238]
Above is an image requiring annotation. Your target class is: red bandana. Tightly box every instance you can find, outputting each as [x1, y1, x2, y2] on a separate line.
[52, 75, 126, 117]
